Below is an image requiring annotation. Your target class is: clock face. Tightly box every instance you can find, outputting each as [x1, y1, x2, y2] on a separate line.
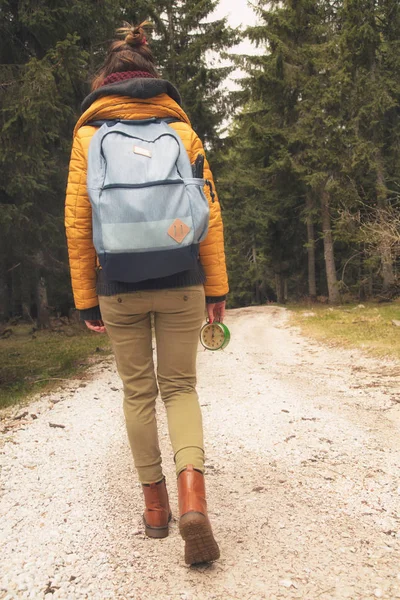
[200, 323, 226, 350]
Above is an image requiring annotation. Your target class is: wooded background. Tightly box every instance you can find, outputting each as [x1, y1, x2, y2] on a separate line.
[1, 0, 399, 327]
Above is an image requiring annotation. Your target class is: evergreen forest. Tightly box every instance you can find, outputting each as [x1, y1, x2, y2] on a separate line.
[1, 0, 400, 326]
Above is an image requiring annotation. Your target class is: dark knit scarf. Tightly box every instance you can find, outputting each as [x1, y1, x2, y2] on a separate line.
[81, 77, 182, 112]
[102, 70, 155, 86]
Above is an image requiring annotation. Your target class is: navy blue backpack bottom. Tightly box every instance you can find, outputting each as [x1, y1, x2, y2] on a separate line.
[98, 244, 201, 283]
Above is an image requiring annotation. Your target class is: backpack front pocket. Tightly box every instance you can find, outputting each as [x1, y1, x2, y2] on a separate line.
[98, 181, 195, 253]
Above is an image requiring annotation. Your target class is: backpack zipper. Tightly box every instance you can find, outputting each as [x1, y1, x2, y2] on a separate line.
[103, 179, 183, 190]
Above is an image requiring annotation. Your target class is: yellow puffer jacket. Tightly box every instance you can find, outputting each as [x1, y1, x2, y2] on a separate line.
[65, 90, 229, 311]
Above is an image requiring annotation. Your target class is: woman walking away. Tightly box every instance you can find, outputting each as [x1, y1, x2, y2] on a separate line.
[64, 22, 228, 566]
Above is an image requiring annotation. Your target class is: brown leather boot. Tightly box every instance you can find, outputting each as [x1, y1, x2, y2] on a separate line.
[142, 477, 172, 539]
[178, 465, 220, 565]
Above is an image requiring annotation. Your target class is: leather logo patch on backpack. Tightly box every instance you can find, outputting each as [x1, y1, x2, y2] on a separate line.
[167, 219, 191, 244]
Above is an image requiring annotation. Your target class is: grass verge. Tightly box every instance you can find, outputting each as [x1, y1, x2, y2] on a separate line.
[0, 323, 111, 409]
[289, 302, 400, 360]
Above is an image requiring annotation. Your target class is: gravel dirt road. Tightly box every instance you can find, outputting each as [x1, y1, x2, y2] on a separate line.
[1, 306, 400, 600]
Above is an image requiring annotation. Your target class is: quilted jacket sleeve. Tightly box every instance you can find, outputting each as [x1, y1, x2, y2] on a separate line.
[189, 131, 229, 300]
[65, 132, 99, 313]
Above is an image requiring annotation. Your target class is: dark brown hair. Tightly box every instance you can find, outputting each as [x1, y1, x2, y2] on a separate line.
[91, 21, 159, 90]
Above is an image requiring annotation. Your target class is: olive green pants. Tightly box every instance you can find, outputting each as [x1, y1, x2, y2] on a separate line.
[99, 285, 205, 484]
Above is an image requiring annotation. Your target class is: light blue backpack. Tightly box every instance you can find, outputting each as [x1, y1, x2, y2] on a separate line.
[86, 118, 210, 282]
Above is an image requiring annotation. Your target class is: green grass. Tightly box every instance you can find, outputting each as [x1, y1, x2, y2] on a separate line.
[289, 302, 400, 360]
[0, 323, 112, 409]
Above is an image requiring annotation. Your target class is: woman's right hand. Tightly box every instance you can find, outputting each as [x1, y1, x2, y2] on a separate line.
[206, 301, 226, 324]
[85, 319, 106, 333]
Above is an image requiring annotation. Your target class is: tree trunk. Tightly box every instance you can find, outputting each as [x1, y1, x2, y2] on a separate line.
[369, 51, 394, 290]
[275, 273, 285, 304]
[321, 188, 340, 304]
[36, 276, 51, 329]
[380, 241, 394, 290]
[376, 156, 395, 290]
[166, 1, 177, 82]
[21, 266, 33, 322]
[0, 244, 9, 321]
[305, 194, 317, 300]
[252, 245, 261, 304]
[0, 271, 8, 321]
[11, 264, 21, 317]
[368, 260, 374, 298]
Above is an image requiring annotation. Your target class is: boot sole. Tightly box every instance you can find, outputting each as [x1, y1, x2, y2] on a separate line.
[143, 512, 172, 539]
[179, 512, 220, 565]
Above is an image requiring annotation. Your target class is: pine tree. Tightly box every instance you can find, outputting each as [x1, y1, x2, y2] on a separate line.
[0, 0, 147, 322]
[337, 0, 400, 293]
[147, 0, 238, 147]
[221, 0, 332, 304]
[221, 0, 400, 306]
[0, 1, 238, 321]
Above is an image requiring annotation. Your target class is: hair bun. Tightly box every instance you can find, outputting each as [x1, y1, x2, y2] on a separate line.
[117, 21, 150, 47]
[125, 31, 139, 46]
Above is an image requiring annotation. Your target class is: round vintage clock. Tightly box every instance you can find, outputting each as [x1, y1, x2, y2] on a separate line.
[200, 322, 231, 351]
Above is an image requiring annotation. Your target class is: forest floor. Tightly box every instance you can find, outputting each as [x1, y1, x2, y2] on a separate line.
[0, 321, 111, 408]
[290, 303, 400, 360]
[1, 306, 400, 600]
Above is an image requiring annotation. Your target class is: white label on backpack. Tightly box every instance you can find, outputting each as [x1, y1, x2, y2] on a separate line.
[133, 146, 152, 158]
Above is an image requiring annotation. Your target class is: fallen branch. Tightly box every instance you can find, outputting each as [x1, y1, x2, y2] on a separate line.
[14, 412, 29, 421]
[7, 262, 21, 273]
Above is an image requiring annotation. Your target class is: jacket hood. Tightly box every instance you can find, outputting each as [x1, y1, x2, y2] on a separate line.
[74, 78, 190, 136]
